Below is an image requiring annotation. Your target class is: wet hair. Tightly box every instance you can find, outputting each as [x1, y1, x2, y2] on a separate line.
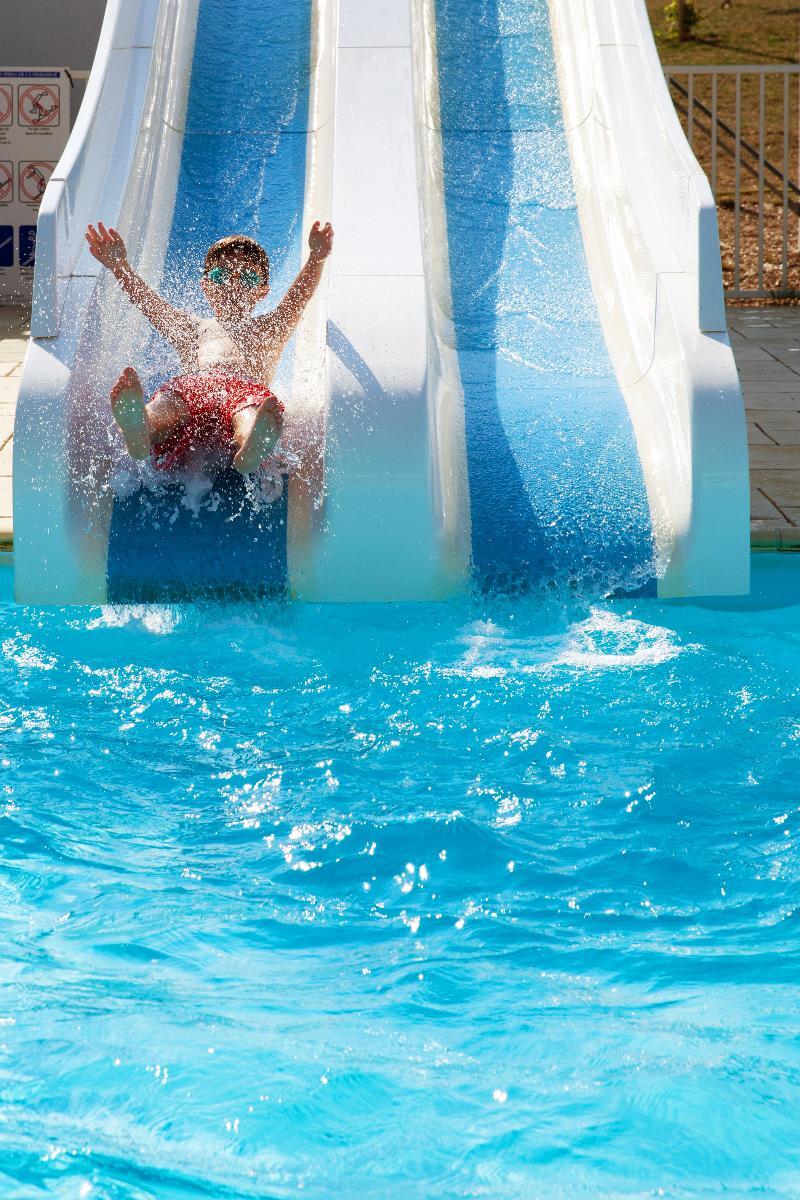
[204, 235, 269, 283]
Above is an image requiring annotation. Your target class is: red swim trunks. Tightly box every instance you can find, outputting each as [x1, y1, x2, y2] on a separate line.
[149, 371, 284, 472]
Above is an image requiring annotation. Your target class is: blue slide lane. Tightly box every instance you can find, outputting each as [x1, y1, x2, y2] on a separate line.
[107, 0, 311, 602]
[435, 0, 654, 593]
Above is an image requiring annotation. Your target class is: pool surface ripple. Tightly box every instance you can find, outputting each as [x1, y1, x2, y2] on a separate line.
[1, 557, 800, 1197]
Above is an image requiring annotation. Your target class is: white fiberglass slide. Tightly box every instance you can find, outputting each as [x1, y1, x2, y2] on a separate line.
[14, 0, 747, 604]
[549, 0, 749, 597]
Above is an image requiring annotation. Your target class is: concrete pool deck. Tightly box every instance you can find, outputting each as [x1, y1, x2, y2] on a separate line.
[729, 308, 800, 550]
[0, 304, 798, 557]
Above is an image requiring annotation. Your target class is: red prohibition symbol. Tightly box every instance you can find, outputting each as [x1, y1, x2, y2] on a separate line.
[0, 163, 12, 203]
[19, 161, 53, 203]
[0, 87, 11, 127]
[18, 85, 60, 127]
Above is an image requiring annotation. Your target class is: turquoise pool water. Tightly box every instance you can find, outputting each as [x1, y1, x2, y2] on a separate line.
[2, 556, 800, 1198]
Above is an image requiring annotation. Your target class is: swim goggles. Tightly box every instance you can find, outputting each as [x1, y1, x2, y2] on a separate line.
[206, 265, 265, 288]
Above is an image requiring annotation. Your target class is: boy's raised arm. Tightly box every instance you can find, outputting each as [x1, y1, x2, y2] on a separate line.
[269, 221, 333, 339]
[85, 222, 196, 354]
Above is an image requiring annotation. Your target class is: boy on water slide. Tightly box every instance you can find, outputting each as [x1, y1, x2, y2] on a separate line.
[85, 220, 333, 477]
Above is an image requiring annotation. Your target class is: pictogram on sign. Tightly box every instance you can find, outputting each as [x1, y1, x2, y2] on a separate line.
[18, 84, 60, 127]
[0, 87, 11, 127]
[0, 163, 11, 203]
[18, 160, 53, 204]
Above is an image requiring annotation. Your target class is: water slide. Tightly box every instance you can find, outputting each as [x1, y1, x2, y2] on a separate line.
[13, 0, 749, 604]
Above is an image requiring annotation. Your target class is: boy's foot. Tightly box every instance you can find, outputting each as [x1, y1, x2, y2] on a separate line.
[111, 366, 150, 460]
[233, 400, 281, 474]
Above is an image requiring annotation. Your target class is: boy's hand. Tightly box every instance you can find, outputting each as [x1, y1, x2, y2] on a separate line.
[308, 220, 333, 262]
[85, 222, 129, 272]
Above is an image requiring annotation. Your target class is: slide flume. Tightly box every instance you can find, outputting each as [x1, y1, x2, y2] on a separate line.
[14, 0, 333, 604]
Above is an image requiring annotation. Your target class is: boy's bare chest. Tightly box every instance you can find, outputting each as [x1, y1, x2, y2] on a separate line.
[195, 317, 283, 376]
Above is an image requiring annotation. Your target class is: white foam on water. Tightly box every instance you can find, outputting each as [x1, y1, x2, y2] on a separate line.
[85, 606, 184, 636]
[554, 608, 693, 671]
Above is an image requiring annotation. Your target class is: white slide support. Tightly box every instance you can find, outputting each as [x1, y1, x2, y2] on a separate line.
[301, 0, 470, 602]
[549, 0, 750, 598]
[14, 0, 200, 603]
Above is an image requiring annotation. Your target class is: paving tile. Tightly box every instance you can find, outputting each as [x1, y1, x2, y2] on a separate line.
[749, 445, 800, 469]
[756, 340, 800, 353]
[750, 486, 785, 519]
[738, 331, 800, 344]
[0, 306, 29, 333]
[764, 351, 800, 371]
[0, 476, 10, 519]
[747, 407, 800, 427]
[0, 340, 28, 362]
[727, 323, 756, 335]
[757, 428, 800, 446]
[738, 366, 800, 383]
[0, 438, 12, 475]
[752, 472, 800, 507]
[740, 380, 800, 397]
[748, 422, 776, 445]
[740, 390, 800, 408]
[0, 379, 20, 405]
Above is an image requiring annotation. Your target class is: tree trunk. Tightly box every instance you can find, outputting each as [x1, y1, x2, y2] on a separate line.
[677, 0, 690, 40]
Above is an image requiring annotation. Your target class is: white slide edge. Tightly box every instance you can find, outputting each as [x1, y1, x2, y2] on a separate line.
[549, 0, 750, 598]
[412, 0, 472, 595]
[299, 0, 469, 602]
[14, 0, 200, 603]
[287, 0, 338, 598]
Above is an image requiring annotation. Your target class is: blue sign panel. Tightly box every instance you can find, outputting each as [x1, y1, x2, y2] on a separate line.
[19, 224, 36, 266]
[0, 225, 13, 267]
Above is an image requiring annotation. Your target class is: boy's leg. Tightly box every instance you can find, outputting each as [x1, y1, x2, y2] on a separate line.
[231, 400, 281, 474]
[110, 367, 188, 459]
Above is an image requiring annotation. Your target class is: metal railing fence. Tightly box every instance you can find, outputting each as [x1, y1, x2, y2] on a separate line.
[664, 64, 800, 299]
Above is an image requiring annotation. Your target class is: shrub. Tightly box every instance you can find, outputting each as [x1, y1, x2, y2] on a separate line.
[664, 0, 701, 40]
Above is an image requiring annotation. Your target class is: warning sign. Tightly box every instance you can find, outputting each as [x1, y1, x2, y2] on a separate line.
[0, 70, 69, 300]
[18, 85, 60, 128]
[19, 161, 53, 204]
